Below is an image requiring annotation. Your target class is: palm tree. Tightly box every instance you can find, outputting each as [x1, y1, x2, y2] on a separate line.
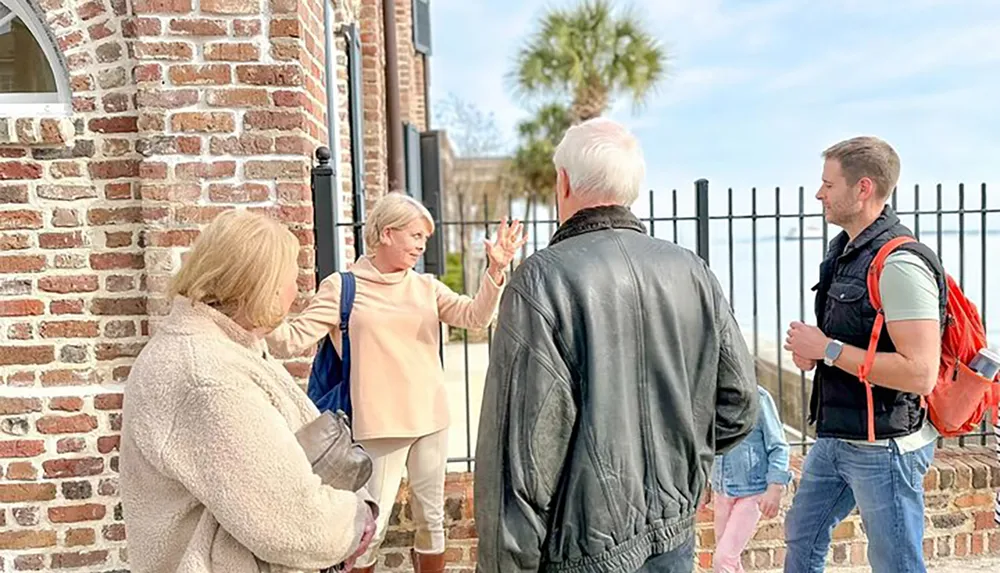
[506, 102, 573, 256]
[510, 0, 666, 123]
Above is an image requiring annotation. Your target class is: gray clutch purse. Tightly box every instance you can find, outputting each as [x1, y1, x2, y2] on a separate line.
[295, 410, 373, 492]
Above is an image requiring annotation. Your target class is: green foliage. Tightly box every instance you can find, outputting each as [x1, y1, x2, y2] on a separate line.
[509, 0, 667, 122]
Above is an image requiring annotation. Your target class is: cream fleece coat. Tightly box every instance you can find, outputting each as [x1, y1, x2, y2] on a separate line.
[121, 297, 369, 573]
[266, 256, 504, 441]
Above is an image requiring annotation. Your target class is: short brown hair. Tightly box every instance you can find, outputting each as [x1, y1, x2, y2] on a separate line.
[822, 136, 900, 199]
[169, 209, 300, 329]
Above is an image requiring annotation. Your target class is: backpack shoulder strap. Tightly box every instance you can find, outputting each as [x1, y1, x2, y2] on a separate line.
[338, 272, 356, 384]
[866, 236, 916, 311]
[339, 271, 356, 332]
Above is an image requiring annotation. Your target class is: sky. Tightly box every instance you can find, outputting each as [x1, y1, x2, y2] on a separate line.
[427, 0, 1000, 217]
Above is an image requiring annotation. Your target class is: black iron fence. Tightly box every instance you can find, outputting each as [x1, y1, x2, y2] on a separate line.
[311, 149, 997, 468]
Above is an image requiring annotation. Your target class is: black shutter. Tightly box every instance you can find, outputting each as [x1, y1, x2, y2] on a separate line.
[413, 0, 431, 55]
[419, 130, 446, 276]
[345, 23, 366, 257]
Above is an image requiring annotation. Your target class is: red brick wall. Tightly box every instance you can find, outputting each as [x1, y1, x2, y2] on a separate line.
[0, 0, 426, 568]
[372, 448, 1000, 572]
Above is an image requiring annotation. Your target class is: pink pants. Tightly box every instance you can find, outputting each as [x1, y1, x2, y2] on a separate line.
[713, 491, 763, 573]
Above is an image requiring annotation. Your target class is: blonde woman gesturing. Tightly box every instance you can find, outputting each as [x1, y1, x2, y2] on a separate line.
[267, 193, 527, 573]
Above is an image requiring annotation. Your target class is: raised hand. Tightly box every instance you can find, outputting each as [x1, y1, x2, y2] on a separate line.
[484, 218, 528, 272]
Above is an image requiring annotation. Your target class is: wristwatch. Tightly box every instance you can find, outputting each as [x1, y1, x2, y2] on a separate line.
[824, 339, 844, 366]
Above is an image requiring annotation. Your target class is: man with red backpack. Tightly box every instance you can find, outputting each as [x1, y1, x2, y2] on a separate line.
[782, 136, 945, 573]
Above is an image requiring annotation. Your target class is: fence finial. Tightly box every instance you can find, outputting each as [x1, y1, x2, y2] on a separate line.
[316, 146, 332, 166]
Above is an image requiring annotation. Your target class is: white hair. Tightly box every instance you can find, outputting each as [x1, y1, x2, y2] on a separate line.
[552, 117, 645, 206]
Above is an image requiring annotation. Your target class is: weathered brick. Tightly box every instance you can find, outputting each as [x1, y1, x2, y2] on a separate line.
[106, 231, 134, 248]
[245, 160, 307, 180]
[236, 64, 302, 86]
[176, 161, 236, 180]
[48, 504, 107, 523]
[0, 345, 54, 366]
[98, 435, 121, 454]
[0, 300, 44, 317]
[37, 184, 98, 201]
[0, 530, 56, 549]
[91, 297, 147, 315]
[103, 523, 126, 541]
[245, 110, 304, 131]
[0, 209, 43, 230]
[0, 162, 43, 180]
[169, 17, 228, 35]
[144, 229, 201, 247]
[106, 275, 136, 292]
[52, 301, 86, 315]
[135, 41, 195, 61]
[88, 116, 138, 134]
[209, 134, 272, 155]
[0, 233, 29, 250]
[171, 112, 236, 133]
[169, 64, 231, 86]
[88, 159, 140, 180]
[57, 437, 87, 453]
[0, 184, 28, 203]
[0, 440, 45, 458]
[52, 208, 81, 227]
[37, 415, 99, 435]
[44, 457, 104, 478]
[0, 484, 57, 503]
[132, 0, 191, 13]
[62, 480, 94, 500]
[39, 231, 85, 249]
[95, 394, 124, 410]
[65, 528, 97, 547]
[0, 398, 42, 415]
[96, 342, 145, 360]
[105, 182, 135, 200]
[88, 207, 142, 225]
[269, 18, 300, 38]
[233, 19, 261, 36]
[40, 320, 100, 338]
[205, 42, 261, 62]
[209, 183, 270, 203]
[12, 507, 39, 526]
[6, 461, 38, 480]
[202, 0, 259, 14]
[50, 397, 85, 412]
[39, 275, 100, 294]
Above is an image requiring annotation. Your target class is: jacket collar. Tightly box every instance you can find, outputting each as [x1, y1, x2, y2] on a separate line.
[829, 204, 900, 260]
[549, 205, 646, 247]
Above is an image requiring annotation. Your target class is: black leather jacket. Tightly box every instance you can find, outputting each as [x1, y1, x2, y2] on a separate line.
[474, 206, 759, 573]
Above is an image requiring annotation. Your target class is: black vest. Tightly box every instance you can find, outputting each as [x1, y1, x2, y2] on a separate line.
[808, 206, 947, 440]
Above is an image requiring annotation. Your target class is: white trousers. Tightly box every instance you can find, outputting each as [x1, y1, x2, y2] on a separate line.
[355, 429, 448, 567]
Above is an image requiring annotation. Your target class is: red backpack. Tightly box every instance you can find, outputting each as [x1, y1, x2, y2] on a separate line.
[858, 236, 1000, 441]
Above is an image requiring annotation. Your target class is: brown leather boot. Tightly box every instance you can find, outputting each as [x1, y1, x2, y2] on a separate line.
[410, 549, 446, 573]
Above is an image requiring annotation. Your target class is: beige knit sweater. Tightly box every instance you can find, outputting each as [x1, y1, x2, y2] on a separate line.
[266, 256, 504, 441]
[121, 297, 369, 573]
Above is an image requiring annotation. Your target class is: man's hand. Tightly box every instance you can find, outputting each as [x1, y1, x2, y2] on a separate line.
[757, 484, 784, 519]
[784, 321, 831, 362]
[792, 353, 817, 372]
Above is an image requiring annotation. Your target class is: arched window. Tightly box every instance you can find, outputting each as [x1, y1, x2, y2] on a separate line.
[0, 0, 71, 116]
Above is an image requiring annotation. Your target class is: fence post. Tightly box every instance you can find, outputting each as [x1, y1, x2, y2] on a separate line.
[311, 146, 338, 282]
[695, 178, 710, 262]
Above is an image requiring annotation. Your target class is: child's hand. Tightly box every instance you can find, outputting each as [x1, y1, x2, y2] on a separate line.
[758, 484, 784, 519]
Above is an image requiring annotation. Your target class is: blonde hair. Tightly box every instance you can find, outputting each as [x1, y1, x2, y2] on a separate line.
[169, 209, 300, 329]
[363, 192, 435, 248]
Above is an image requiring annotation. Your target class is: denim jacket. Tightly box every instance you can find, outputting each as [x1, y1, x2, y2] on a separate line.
[711, 386, 793, 497]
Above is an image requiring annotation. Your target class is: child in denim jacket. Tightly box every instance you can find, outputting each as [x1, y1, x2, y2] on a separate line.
[709, 386, 793, 573]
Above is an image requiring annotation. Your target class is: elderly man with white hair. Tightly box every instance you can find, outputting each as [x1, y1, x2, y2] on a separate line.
[474, 118, 759, 573]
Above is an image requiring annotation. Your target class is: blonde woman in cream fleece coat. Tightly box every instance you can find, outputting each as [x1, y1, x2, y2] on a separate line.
[121, 210, 376, 573]
[267, 193, 527, 573]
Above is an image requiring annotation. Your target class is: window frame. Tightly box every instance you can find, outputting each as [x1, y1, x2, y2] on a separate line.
[0, 0, 72, 117]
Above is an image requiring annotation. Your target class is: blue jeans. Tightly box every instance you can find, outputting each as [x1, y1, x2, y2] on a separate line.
[636, 535, 695, 572]
[784, 438, 935, 573]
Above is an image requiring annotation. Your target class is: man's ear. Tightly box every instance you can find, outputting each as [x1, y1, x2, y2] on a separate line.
[557, 168, 571, 199]
[857, 177, 877, 201]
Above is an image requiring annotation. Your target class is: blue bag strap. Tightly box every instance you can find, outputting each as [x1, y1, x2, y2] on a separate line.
[339, 272, 356, 385]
